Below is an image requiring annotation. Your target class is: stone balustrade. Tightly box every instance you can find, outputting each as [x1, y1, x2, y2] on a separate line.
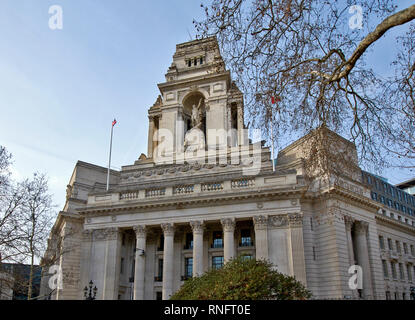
[119, 191, 139, 200]
[231, 178, 255, 188]
[201, 182, 224, 192]
[173, 185, 194, 194]
[145, 188, 166, 198]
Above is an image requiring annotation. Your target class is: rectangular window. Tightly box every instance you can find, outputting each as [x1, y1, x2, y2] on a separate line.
[387, 199, 392, 207]
[380, 196, 386, 204]
[187, 60, 191, 67]
[391, 262, 397, 279]
[407, 264, 412, 282]
[120, 258, 124, 274]
[367, 175, 372, 184]
[313, 246, 316, 260]
[185, 233, 193, 250]
[404, 243, 408, 254]
[382, 260, 388, 278]
[399, 263, 405, 280]
[184, 258, 193, 278]
[411, 245, 415, 256]
[385, 291, 391, 300]
[310, 217, 314, 231]
[388, 238, 393, 250]
[156, 292, 162, 300]
[212, 231, 223, 248]
[396, 241, 401, 253]
[371, 192, 378, 201]
[240, 229, 253, 247]
[158, 259, 163, 279]
[200, 57, 204, 64]
[241, 254, 253, 261]
[158, 235, 164, 251]
[212, 256, 224, 270]
[194, 58, 197, 66]
[379, 236, 385, 250]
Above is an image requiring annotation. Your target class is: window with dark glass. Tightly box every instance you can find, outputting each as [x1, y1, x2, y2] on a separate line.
[187, 60, 191, 67]
[156, 292, 162, 300]
[212, 256, 224, 269]
[185, 233, 193, 250]
[240, 229, 252, 246]
[382, 260, 388, 278]
[241, 254, 253, 261]
[200, 57, 204, 64]
[155, 259, 163, 281]
[379, 236, 384, 250]
[184, 258, 193, 278]
[388, 238, 393, 250]
[212, 231, 223, 248]
[158, 235, 164, 251]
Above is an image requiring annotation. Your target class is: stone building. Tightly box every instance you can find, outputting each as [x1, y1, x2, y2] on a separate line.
[40, 37, 415, 300]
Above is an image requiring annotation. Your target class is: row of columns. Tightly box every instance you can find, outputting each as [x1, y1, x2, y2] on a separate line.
[345, 218, 373, 299]
[132, 216, 269, 300]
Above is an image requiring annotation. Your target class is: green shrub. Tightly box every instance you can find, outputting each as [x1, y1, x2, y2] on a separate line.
[171, 257, 311, 300]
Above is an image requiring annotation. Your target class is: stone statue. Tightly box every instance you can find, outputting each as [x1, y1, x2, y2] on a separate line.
[191, 98, 204, 129]
[185, 98, 205, 152]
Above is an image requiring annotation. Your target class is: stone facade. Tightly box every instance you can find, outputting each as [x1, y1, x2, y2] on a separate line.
[40, 37, 415, 300]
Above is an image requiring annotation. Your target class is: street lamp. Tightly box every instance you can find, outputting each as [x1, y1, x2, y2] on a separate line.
[83, 280, 97, 300]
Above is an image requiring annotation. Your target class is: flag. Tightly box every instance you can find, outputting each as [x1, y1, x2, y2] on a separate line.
[271, 96, 281, 104]
[112, 119, 117, 127]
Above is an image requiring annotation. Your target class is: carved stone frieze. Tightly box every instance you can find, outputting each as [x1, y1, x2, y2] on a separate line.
[93, 227, 119, 241]
[253, 215, 268, 230]
[288, 213, 303, 227]
[269, 215, 288, 228]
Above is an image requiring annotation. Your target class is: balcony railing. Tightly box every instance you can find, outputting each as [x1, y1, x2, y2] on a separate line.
[145, 188, 166, 198]
[211, 242, 224, 249]
[202, 182, 223, 192]
[174, 185, 194, 195]
[231, 178, 255, 189]
[120, 191, 139, 200]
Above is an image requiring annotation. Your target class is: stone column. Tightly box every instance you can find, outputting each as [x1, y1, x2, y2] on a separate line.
[253, 215, 269, 260]
[133, 226, 146, 300]
[237, 102, 244, 146]
[147, 116, 154, 158]
[354, 221, 373, 300]
[344, 216, 358, 299]
[98, 227, 122, 300]
[288, 213, 307, 285]
[161, 223, 175, 300]
[221, 218, 236, 263]
[344, 216, 356, 266]
[190, 221, 204, 277]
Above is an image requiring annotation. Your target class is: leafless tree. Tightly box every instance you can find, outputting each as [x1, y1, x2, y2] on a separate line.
[194, 1, 415, 173]
[18, 173, 55, 299]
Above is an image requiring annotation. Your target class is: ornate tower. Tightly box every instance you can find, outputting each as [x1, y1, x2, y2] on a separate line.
[146, 37, 247, 163]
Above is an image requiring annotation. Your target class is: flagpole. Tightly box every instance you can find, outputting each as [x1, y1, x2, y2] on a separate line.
[106, 122, 114, 192]
[270, 118, 275, 172]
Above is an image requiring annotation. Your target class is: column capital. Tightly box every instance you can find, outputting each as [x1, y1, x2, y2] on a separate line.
[344, 215, 355, 231]
[221, 218, 236, 232]
[133, 225, 147, 239]
[288, 213, 303, 227]
[190, 221, 204, 234]
[354, 220, 369, 235]
[93, 227, 119, 241]
[161, 223, 175, 236]
[253, 215, 268, 230]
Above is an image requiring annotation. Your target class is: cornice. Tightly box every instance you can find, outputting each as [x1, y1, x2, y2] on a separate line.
[78, 185, 308, 217]
[375, 214, 415, 234]
[157, 71, 231, 92]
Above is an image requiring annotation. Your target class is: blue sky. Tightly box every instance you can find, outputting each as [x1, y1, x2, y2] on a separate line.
[0, 0, 413, 210]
